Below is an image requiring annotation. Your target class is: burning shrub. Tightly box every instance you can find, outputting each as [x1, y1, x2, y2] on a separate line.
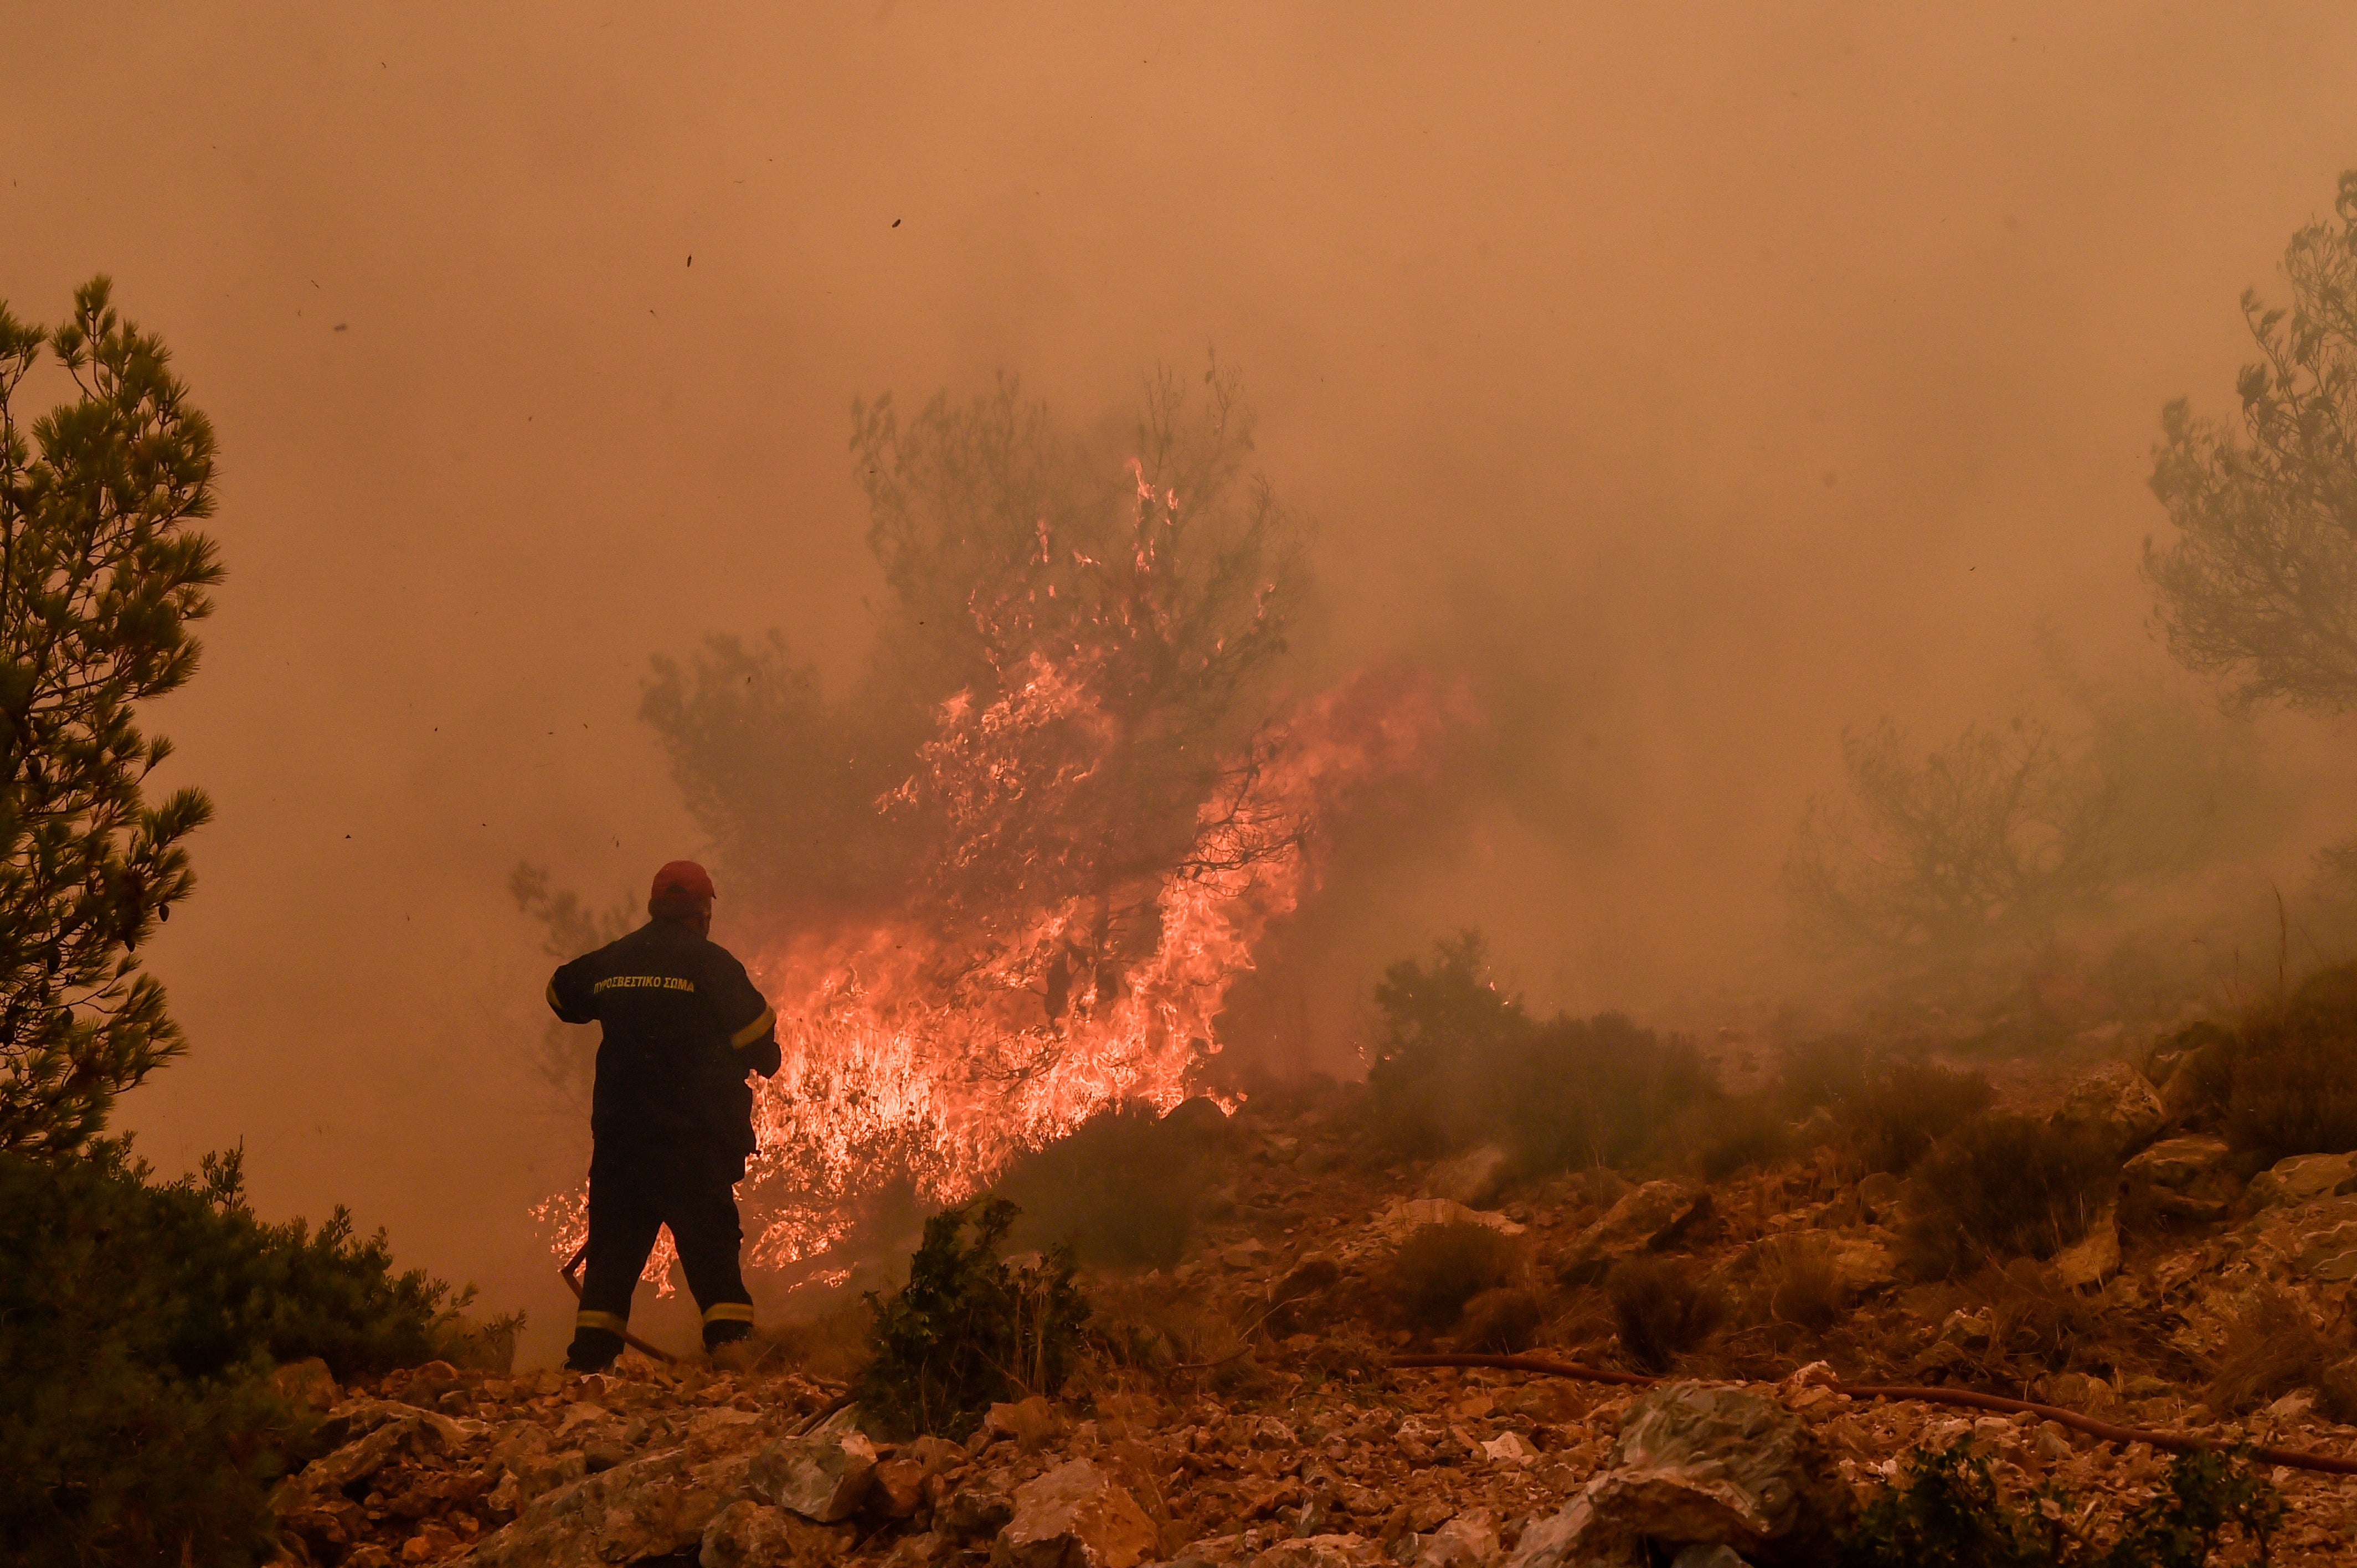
[2206, 1285, 2334, 1416]
[1604, 1256, 1727, 1373]
[992, 1103, 1224, 1269]
[856, 1198, 1088, 1441]
[0, 1141, 466, 1567]
[1836, 1438, 2282, 1567]
[1902, 1115, 2120, 1277]
[1367, 934, 1716, 1173]
[1385, 1220, 1524, 1333]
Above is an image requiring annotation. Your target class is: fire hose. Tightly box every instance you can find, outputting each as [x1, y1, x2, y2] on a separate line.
[1391, 1353, 2357, 1478]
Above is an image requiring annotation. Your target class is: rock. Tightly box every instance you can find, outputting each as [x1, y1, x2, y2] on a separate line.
[1223, 1239, 1272, 1270]
[1824, 1231, 1899, 1296]
[1506, 1383, 1845, 1568]
[2123, 1136, 2232, 1189]
[1425, 1145, 1515, 1209]
[986, 1396, 1063, 1448]
[874, 1457, 929, 1517]
[940, 1484, 1017, 1541]
[1253, 1536, 1385, 1568]
[272, 1357, 341, 1416]
[701, 1499, 841, 1568]
[2250, 1152, 2357, 1208]
[990, 1458, 1157, 1568]
[1367, 1199, 1526, 1247]
[1417, 1514, 1498, 1568]
[1264, 1135, 1301, 1164]
[2320, 1356, 2357, 1422]
[1558, 1183, 1709, 1284]
[1481, 1432, 1539, 1467]
[1668, 1550, 1746, 1568]
[2052, 1205, 2120, 1291]
[463, 1446, 745, 1566]
[749, 1428, 879, 1523]
[1854, 1172, 1902, 1224]
[2051, 1062, 2165, 1156]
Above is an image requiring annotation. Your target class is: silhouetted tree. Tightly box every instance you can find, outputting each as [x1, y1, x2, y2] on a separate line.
[1783, 663, 2265, 966]
[637, 365, 1309, 973]
[0, 280, 220, 1156]
[2147, 171, 2357, 713]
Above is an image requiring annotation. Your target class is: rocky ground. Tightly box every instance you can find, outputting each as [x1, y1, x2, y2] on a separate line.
[267, 1056, 2357, 1566]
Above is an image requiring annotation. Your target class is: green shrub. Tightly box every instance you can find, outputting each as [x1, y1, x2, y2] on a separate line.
[1903, 1115, 2119, 1277]
[855, 1198, 1088, 1441]
[1384, 1221, 1522, 1332]
[991, 1102, 1224, 1268]
[1838, 1438, 2282, 1567]
[1604, 1256, 1726, 1372]
[1367, 933, 1717, 1172]
[0, 1140, 466, 1567]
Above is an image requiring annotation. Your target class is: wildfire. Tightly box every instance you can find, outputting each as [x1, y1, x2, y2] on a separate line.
[538, 465, 1460, 1293]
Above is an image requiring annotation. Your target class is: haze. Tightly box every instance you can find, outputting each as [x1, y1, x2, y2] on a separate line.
[9, 3, 2357, 1360]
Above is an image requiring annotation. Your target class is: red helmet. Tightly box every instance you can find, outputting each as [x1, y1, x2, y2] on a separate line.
[650, 860, 716, 902]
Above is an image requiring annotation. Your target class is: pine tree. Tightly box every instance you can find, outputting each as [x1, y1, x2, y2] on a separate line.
[0, 278, 222, 1156]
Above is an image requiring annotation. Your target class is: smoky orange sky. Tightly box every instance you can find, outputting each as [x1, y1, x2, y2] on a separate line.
[11, 3, 2357, 1358]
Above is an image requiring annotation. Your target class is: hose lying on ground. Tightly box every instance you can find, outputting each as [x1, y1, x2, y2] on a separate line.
[1391, 1352, 2357, 1479]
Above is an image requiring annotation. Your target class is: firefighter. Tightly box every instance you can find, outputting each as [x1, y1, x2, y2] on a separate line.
[546, 859, 781, 1372]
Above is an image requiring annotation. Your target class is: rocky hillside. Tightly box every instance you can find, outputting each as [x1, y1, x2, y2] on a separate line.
[268, 1055, 2357, 1567]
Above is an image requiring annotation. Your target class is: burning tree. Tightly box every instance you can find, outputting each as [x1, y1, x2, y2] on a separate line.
[532, 368, 1455, 1287]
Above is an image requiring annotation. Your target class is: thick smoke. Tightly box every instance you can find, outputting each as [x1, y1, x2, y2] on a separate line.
[7, 4, 2357, 1361]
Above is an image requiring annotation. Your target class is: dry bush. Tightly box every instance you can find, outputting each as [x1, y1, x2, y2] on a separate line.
[1901, 1114, 2119, 1277]
[991, 1103, 1227, 1268]
[1367, 934, 1717, 1172]
[1605, 1257, 1727, 1372]
[1756, 1236, 1843, 1336]
[1456, 1286, 1547, 1352]
[1843, 1059, 1995, 1175]
[1385, 1221, 1522, 1332]
[2216, 967, 2357, 1165]
[1692, 1095, 1795, 1181]
[2208, 1286, 2333, 1415]
[738, 1295, 873, 1381]
[1084, 1277, 1277, 1400]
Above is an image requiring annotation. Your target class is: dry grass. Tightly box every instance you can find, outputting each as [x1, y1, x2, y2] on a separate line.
[732, 1294, 873, 1382]
[2207, 1285, 2334, 1415]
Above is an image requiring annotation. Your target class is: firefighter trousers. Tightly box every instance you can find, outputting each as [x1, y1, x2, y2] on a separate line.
[569, 1141, 754, 1367]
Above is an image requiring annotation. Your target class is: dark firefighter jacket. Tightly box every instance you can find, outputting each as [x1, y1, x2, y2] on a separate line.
[545, 920, 781, 1155]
